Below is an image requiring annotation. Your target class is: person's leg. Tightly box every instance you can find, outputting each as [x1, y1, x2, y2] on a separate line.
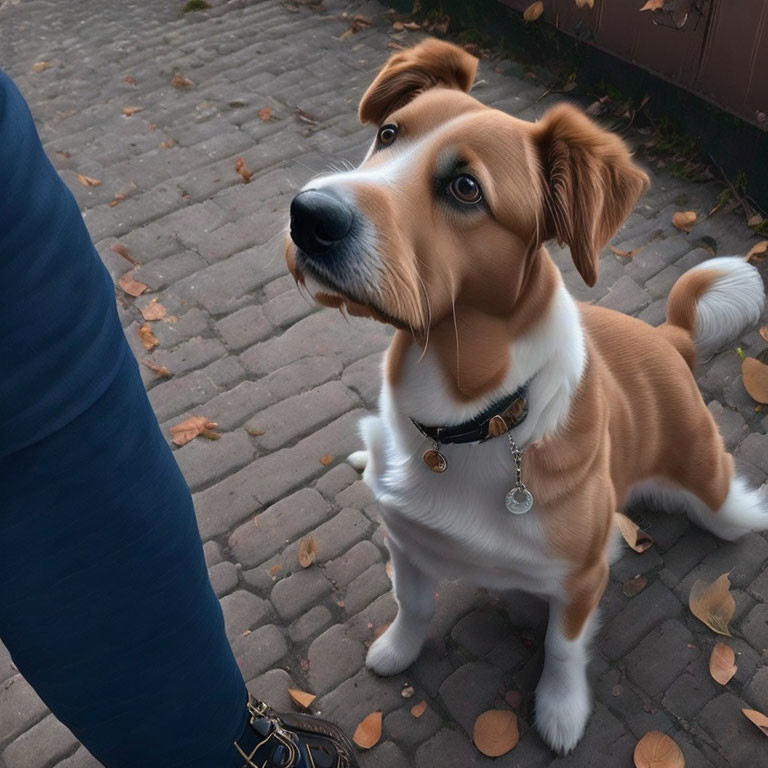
[0, 70, 356, 767]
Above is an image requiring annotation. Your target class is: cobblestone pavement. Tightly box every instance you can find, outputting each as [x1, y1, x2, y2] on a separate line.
[2, 1, 768, 766]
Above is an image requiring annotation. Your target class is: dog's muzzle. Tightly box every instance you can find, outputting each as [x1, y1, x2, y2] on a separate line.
[289, 188, 354, 257]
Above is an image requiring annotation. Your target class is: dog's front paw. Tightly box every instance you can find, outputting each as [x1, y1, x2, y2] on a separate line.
[366, 624, 423, 676]
[535, 674, 590, 754]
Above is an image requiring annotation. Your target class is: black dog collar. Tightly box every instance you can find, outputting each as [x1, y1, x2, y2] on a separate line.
[411, 385, 529, 446]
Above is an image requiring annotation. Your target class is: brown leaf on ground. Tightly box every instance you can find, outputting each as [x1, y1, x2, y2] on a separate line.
[56, 150, 72, 159]
[610, 245, 642, 258]
[473, 710, 519, 758]
[689, 572, 736, 636]
[392, 20, 404, 30]
[639, 0, 665, 10]
[747, 213, 765, 228]
[633, 730, 684, 767]
[118, 271, 148, 297]
[401, 686, 415, 698]
[352, 712, 382, 749]
[138, 323, 160, 351]
[76, 174, 101, 187]
[142, 359, 170, 378]
[169, 416, 220, 446]
[742, 356, 768, 404]
[672, 210, 697, 233]
[111, 242, 139, 266]
[298, 536, 318, 568]
[623, 574, 648, 597]
[234, 157, 252, 183]
[159, 140, 176, 150]
[746, 240, 768, 263]
[387, 41, 406, 50]
[140, 298, 166, 321]
[247, 427, 265, 436]
[319, 454, 333, 466]
[759, 325, 768, 343]
[171, 73, 195, 88]
[410, 701, 427, 718]
[31, 61, 50, 73]
[709, 642, 737, 685]
[258, 106, 274, 121]
[288, 688, 316, 711]
[575, 0, 594, 6]
[402, 21, 421, 30]
[109, 193, 126, 207]
[121, 106, 143, 116]
[615, 513, 654, 552]
[124, 75, 136, 85]
[269, 563, 280, 577]
[385, 560, 393, 580]
[523, 2, 544, 21]
[742, 708, 768, 737]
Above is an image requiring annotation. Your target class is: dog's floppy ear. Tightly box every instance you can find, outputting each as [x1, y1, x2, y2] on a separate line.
[533, 104, 649, 287]
[359, 39, 478, 125]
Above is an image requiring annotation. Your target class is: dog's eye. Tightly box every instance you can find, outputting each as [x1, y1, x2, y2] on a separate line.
[449, 174, 482, 204]
[378, 124, 398, 146]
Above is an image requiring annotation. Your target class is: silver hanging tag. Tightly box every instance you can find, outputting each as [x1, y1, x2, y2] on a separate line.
[505, 435, 533, 514]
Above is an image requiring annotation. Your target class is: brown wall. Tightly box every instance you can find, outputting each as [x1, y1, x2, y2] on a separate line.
[502, 0, 768, 128]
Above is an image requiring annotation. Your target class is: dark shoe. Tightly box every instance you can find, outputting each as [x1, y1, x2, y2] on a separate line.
[234, 695, 359, 767]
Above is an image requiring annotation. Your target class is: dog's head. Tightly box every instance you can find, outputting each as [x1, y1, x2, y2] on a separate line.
[285, 39, 649, 335]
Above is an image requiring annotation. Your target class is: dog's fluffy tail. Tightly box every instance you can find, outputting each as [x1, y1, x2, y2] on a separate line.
[665, 257, 764, 358]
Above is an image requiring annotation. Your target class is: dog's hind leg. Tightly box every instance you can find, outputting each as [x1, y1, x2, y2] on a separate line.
[535, 560, 608, 754]
[365, 536, 436, 676]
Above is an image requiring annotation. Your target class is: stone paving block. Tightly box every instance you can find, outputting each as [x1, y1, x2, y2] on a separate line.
[246, 381, 360, 451]
[229, 488, 330, 568]
[734, 432, 768, 476]
[245, 669, 297, 712]
[289, 605, 333, 645]
[262, 286, 317, 328]
[0, 643, 15, 684]
[342, 353, 383, 408]
[214, 304, 274, 352]
[707, 400, 750, 451]
[700, 534, 768, 588]
[596, 275, 651, 314]
[358, 741, 408, 768]
[625, 618, 699, 698]
[203, 540, 223, 568]
[661, 670, 718, 720]
[220, 590, 271, 642]
[451, 606, 514, 659]
[600, 580, 683, 661]
[741, 603, 768, 653]
[271, 568, 333, 621]
[241, 312, 392, 376]
[699, 692, 767, 767]
[323, 541, 383, 589]
[2, 715, 77, 768]
[0, 676, 47, 744]
[133, 250, 207, 291]
[438, 661, 501, 736]
[343, 564, 391, 617]
[150, 336, 227, 378]
[54, 747, 102, 768]
[383, 704, 442, 751]
[208, 561, 239, 598]
[174, 429, 255, 491]
[415, 728, 494, 768]
[233, 625, 289, 682]
[146, 306, 210, 349]
[314, 462, 360, 499]
[308, 624, 366, 696]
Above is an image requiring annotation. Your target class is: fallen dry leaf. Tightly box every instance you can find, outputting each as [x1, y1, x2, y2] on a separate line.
[610, 245, 642, 259]
[31, 61, 50, 73]
[288, 688, 316, 711]
[159, 140, 176, 150]
[633, 730, 684, 768]
[76, 174, 101, 187]
[124, 75, 136, 85]
[742, 708, 768, 737]
[392, 20, 404, 30]
[473, 710, 519, 758]
[142, 359, 170, 378]
[385, 560, 393, 580]
[56, 150, 72, 159]
[246, 427, 265, 436]
[759, 325, 768, 343]
[672, 210, 697, 233]
[319, 454, 333, 466]
[298, 536, 318, 568]
[169, 416, 220, 446]
[138, 323, 160, 351]
[353, 712, 382, 749]
[402, 21, 421, 30]
[575, 0, 594, 6]
[234, 157, 252, 183]
[110, 242, 139, 266]
[401, 686, 415, 699]
[615, 513, 654, 553]
[118, 271, 148, 297]
[121, 106, 143, 116]
[639, 0, 665, 10]
[623, 574, 648, 597]
[258, 106, 273, 121]
[387, 40, 406, 50]
[269, 563, 280, 577]
[742, 356, 768, 404]
[171, 73, 195, 88]
[746, 240, 768, 263]
[109, 193, 126, 207]
[410, 701, 427, 718]
[523, 1, 544, 21]
[140, 298, 166, 321]
[709, 642, 737, 685]
[689, 572, 735, 636]
[747, 213, 765, 228]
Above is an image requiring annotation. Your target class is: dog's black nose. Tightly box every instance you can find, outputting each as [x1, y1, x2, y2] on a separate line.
[290, 188, 354, 256]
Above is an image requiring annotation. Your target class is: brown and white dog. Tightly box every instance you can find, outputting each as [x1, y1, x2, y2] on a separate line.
[284, 40, 766, 753]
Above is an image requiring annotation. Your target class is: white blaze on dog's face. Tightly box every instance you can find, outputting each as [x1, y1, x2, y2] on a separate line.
[286, 39, 648, 342]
